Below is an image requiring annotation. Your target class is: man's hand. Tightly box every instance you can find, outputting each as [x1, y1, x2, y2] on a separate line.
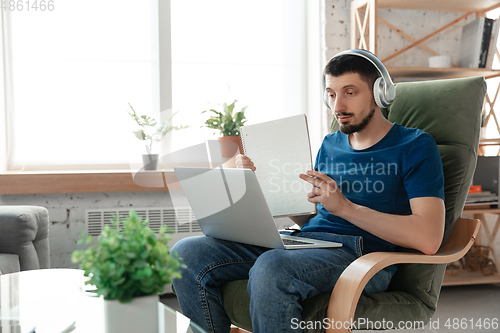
[299, 170, 351, 216]
[235, 154, 256, 171]
[299, 169, 445, 255]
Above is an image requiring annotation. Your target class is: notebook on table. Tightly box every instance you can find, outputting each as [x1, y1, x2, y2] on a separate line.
[174, 167, 341, 250]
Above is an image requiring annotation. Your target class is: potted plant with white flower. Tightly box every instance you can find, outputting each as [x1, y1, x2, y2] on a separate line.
[128, 103, 188, 170]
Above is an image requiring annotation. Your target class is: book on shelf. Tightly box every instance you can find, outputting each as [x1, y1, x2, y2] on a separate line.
[470, 156, 500, 208]
[240, 114, 316, 217]
[469, 185, 482, 193]
[486, 19, 500, 69]
[465, 190, 499, 205]
[458, 17, 495, 68]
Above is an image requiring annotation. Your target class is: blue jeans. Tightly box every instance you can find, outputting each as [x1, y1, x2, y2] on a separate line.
[171, 232, 394, 333]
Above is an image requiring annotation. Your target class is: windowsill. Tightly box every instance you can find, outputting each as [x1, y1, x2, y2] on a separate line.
[0, 170, 180, 195]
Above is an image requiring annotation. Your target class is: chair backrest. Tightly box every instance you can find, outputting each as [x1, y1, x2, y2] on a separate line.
[385, 76, 485, 242]
[331, 76, 486, 325]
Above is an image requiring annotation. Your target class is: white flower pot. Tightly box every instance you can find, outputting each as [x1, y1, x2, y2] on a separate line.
[104, 294, 159, 333]
[142, 154, 159, 170]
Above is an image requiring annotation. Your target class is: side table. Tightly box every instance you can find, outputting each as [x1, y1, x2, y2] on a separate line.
[0, 268, 206, 333]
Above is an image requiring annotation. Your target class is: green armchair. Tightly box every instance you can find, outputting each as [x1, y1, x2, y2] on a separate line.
[222, 76, 486, 332]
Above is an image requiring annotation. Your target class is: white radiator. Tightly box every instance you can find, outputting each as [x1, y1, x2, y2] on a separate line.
[85, 206, 203, 247]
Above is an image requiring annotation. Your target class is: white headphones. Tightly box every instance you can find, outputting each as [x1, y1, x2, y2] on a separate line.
[323, 49, 396, 109]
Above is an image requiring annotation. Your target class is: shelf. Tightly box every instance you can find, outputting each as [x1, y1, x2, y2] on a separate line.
[388, 66, 500, 80]
[375, 0, 500, 13]
[479, 138, 500, 146]
[462, 208, 500, 214]
[443, 270, 500, 286]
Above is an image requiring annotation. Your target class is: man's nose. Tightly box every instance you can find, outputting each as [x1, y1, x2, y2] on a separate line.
[332, 95, 346, 113]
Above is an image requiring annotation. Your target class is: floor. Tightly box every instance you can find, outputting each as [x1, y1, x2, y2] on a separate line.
[160, 283, 500, 332]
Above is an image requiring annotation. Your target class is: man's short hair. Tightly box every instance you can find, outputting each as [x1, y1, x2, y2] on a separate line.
[323, 54, 381, 91]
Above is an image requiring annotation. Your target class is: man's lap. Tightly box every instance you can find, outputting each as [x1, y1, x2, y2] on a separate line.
[172, 233, 392, 294]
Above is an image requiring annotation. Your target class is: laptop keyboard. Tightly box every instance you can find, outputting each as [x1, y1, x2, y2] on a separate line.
[282, 238, 314, 246]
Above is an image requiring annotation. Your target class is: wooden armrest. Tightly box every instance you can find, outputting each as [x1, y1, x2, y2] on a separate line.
[325, 217, 480, 333]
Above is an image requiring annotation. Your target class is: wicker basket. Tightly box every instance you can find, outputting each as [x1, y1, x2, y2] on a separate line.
[446, 245, 497, 276]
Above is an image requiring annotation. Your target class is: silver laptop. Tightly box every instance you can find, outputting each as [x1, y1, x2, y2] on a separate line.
[174, 167, 342, 250]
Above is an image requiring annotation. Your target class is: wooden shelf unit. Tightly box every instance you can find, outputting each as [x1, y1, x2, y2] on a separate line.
[351, 0, 500, 79]
[444, 208, 500, 286]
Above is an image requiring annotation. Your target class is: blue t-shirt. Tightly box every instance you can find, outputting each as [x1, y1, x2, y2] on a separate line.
[301, 123, 445, 253]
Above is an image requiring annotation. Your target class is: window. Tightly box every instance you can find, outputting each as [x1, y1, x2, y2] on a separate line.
[170, 0, 307, 152]
[1, 0, 314, 171]
[7, 0, 156, 170]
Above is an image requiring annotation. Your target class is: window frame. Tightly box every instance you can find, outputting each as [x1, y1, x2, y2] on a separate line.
[0, 0, 172, 172]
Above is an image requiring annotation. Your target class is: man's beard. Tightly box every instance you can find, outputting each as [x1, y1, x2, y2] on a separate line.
[338, 107, 376, 135]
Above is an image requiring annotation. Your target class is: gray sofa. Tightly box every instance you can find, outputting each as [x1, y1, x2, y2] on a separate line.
[0, 206, 50, 275]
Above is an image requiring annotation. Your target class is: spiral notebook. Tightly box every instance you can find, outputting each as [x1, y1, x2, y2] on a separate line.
[240, 114, 315, 217]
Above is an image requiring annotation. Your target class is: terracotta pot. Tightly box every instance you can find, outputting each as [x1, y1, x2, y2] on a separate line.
[219, 136, 243, 154]
[218, 136, 243, 168]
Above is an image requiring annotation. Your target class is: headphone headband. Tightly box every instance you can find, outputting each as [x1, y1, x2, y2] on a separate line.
[323, 49, 396, 108]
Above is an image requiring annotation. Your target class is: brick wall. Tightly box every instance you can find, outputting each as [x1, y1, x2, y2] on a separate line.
[324, 0, 473, 68]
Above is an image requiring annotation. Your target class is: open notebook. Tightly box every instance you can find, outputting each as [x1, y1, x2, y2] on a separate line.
[240, 114, 315, 217]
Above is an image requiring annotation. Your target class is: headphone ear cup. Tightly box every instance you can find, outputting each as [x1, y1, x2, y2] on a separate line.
[323, 89, 330, 109]
[323, 76, 331, 109]
[373, 77, 384, 108]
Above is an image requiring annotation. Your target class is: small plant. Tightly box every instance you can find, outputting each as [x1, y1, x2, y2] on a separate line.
[202, 100, 247, 137]
[71, 210, 185, 303]
[128, 103, 188, 153]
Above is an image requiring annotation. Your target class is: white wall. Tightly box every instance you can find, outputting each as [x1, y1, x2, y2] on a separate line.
[0, 191, 177, 268]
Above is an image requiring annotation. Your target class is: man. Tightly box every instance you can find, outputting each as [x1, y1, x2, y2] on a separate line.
[172, 51, 445, 333]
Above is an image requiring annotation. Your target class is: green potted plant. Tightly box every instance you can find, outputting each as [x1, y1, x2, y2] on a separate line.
[71, 210, 185, 333]
[202, 100, 247, 163]
[128, 103, 188, 170]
